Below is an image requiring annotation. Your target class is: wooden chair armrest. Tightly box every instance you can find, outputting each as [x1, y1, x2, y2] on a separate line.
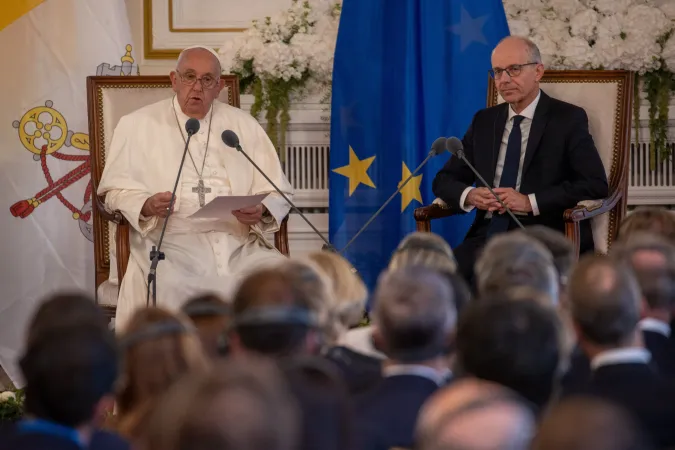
[274, 215, 290, 256]
[563, 189, 622, 223]
[414, 201, 458, 222]
[95, 194, 129, 226]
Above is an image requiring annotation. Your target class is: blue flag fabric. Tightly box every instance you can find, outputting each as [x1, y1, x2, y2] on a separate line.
[329, 0, 510, 293]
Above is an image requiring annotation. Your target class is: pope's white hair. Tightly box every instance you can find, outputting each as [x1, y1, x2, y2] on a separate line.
[176, 45, 222, 73]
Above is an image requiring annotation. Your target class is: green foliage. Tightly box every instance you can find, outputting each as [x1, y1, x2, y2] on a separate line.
[644, 69, 675, 170]
[0, 390, 24, 423]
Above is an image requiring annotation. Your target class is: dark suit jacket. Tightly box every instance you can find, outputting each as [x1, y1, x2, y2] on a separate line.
[643, 330, 675, 378]
[325, 346, 382, 396]
[354, 374, 441, 449]
[432, 90, 608, 251]
[563, 363, 675, 449]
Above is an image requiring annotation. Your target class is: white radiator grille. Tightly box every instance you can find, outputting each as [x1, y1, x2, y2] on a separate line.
[628, 142, 675, 205]
[280, 144, 330, 208]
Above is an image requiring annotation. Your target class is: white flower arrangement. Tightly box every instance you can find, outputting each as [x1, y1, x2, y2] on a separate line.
[220, 0, 675, 160]
[218, 0, 341, 152]
[0, 392, 15, 402]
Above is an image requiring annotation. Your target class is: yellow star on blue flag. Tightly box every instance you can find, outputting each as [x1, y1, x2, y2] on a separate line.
[332, 146, 376, 196]
[399, 162, 423, 212]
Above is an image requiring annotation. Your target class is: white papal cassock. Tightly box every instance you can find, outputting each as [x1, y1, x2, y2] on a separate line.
[98, 97, 292, 330]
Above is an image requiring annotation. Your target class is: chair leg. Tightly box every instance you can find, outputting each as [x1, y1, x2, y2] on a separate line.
[564, 221, 581, 261]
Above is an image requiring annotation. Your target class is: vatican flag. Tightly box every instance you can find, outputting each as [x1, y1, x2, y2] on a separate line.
[0, 0, 138, 385]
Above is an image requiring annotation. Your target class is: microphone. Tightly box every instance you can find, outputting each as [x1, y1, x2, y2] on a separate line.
[339, 137, 448, 255]
[221, 130, 337, 252]
[146, 117, 200, 307]
[445, 137, 524, 229]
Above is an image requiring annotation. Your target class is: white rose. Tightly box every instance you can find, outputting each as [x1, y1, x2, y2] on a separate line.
[530, 33, 561, 67]
[660, 2, 675, 21]
[596, 15, 622, 38]
[592, 36, 626, 69]
[543, 19, 571, 40]
[546, 0, 585, 21]
[622, 5, 672, 40]
[507, 0, 547, 12]
[663, 34, 675, 71]
[560, 36, 595, 68]
[570, 9, 599, 41]
[504, 3, 522, 19]
[507, 18, 531, 37]
[0, 392, 16, 402]
[586, 0, 636, 15]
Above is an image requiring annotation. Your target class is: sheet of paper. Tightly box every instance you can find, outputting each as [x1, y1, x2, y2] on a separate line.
[188, 193, 269, 219]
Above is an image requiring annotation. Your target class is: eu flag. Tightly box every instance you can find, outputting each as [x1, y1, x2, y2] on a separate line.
[329, 0, 510, 291]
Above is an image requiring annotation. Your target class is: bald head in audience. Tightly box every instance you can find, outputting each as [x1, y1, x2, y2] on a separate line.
[416, 378, 535, 450]
[532, 396, 651, 450]
[568, 255, 642, 354]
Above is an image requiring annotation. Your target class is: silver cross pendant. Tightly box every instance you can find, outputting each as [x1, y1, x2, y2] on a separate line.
[192, 179, 212, 207]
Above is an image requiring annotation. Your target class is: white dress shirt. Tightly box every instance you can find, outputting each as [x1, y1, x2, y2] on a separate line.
[383, 364, 451, 386]
[639, 317, 671, 338]
[590, 347, 651, 371]
[460, 90, 541, 216]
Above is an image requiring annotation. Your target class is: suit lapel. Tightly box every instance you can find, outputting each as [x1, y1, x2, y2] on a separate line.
[489, 104, 509, 185]
[522, 91, 550, 177]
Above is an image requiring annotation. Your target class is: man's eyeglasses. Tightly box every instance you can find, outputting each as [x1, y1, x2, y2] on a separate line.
[489, 62, 538, 80]
[176, 71, 218, 89]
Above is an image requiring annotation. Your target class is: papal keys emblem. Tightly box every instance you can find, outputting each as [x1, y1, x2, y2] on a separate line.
[9, 45, 139, 242]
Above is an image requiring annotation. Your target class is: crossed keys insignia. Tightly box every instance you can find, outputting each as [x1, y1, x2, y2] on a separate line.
[9, 100, 94, 241]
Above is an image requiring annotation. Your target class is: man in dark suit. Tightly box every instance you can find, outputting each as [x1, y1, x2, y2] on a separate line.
[355, 266, 457, 450]
[563, 254, 675, 449]
[432, 36, 608, 283]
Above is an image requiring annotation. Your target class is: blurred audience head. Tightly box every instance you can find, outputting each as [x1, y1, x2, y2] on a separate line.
[568, 254, 642, 353]
[230, 260, 330, 357]
[476, 232, 559, 304]
[455, 296, 561, 412]
[372, 266, 456, 365]
[389, 231, 458, 276]
[20, 327, 118, 434]
[416, 378, 535, 450]
[142, 356, 299, 450]
[306, 250, 368, 337]
[532, 396, 652, 450]
[617, 206, 675, 244]
[26, 291, 110, 346]
[518, 225, 574, 301]
[181, 292, 231, 357]
[116, 307, 209, 439]
[280, 356, 353, 450]
[611, 233, 675, 319]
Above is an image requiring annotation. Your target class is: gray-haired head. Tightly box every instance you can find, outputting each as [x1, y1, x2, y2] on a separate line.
[373, 266, 456, 362]
[611, 232, 675, 311]
[475, 232, 559, 305]
[389, 231, 457, 276]
[176, 45, 222, 74]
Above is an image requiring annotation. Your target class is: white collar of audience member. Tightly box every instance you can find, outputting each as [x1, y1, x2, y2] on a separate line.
[591, 347, 651, 370]
[639, 317, 671, 338]
[508, 89, 541, 121]
[383, 364, 451, 386]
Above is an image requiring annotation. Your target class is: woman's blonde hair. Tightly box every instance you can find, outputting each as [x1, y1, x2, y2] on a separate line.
[115, 307, 210, 440]
[306, 251, 368, 332]
[389, 232, 457, 275]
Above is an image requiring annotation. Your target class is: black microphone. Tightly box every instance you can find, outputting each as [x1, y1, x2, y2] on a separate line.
[339, 137, 448, 255]
[445, 136, 524, 229]
[221, 130, 337, 252]
[146, 117, 200, 307]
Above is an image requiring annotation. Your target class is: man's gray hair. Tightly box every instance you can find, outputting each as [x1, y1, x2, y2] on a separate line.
[611, 232, 675, 310]
[373, 266, 456, 361]
[493, 36, 543, 64]
[568, 255, 641, 346]
[175, 45, 222, 73]
[475, 232, 559, 305]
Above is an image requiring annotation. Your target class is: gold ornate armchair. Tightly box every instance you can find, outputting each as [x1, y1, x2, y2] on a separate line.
[414, 70, 634, 259]
[87, 75, 289, 318]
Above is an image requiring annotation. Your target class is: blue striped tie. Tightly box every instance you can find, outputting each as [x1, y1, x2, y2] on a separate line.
[487, 115, 525, 237]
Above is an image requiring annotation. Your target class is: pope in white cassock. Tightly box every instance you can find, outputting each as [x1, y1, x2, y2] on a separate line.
[98, 46, 292, 330]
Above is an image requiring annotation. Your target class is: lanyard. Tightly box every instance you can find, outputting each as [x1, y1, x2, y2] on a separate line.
[17, 419, 84, 448]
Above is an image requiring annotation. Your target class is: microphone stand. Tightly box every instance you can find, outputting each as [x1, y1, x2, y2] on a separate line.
[146, 131, 195, 307]
[340, 149, 438, 255]
[232, 143, 337, 252]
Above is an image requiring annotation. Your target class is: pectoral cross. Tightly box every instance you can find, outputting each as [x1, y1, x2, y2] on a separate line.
[192, 179, 211, 207]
